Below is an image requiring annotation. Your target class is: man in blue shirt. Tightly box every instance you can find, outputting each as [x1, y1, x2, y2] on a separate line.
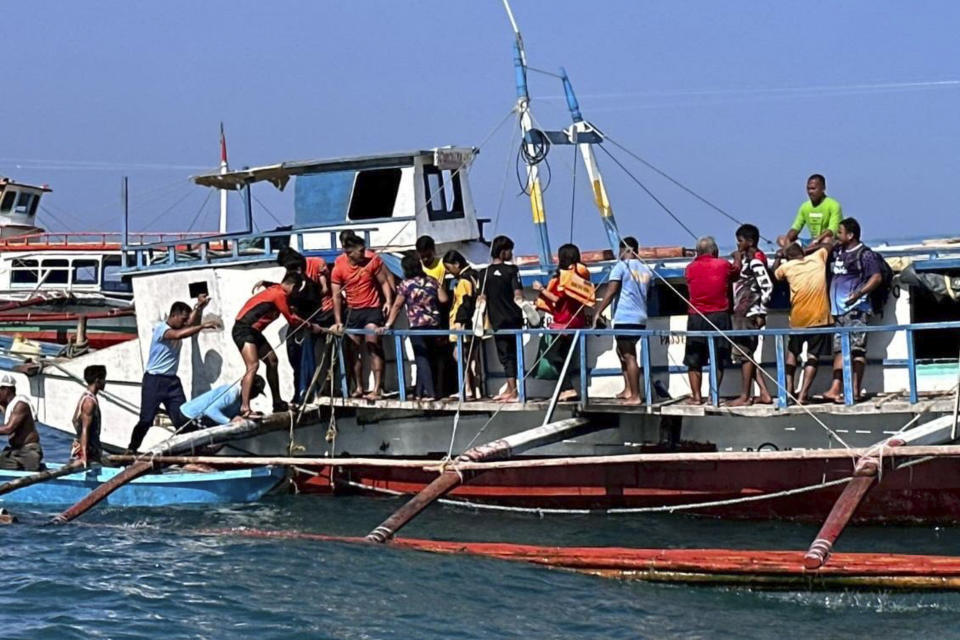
[126, 295, 218, 452]
[822, 218, 883, 404]
[181, 376, 265, 428]
[592, 236, 652, 405]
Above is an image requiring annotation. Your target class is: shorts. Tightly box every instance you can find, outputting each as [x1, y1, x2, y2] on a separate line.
[614, 323, 645, 354]
[731, 315, 763, 364]
[232, 322, 270, 355]
[683, 312, 731, 370]
[832, 310, 870, 356]
[346, 307, 384, 330]
[788, 326, 831, 362]
[315, 308, 335, 328]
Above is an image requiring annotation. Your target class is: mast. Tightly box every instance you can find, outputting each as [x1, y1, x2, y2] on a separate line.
[560, 69, 621, 252]
[503, 0, 552, 271]
[218, 122, 229, 234]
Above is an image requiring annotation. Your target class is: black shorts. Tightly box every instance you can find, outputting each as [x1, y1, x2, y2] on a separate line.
[788, 327, 831, 362]
[346, 307, 384, 330]
[614, 323, 646, 354]
[731, 315, 763, 364]
[232, 322, 270, 354]
[683, 312, 731, 370]
[315, 308, 335, 328]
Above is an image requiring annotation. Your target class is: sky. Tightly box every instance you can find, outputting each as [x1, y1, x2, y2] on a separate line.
[2, 0, 959, 253]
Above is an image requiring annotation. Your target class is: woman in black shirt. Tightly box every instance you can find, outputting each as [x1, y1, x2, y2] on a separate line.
[480, 235, 524, 402]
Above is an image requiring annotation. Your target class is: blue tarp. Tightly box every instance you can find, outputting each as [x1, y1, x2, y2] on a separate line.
[294, 171, 355, 228]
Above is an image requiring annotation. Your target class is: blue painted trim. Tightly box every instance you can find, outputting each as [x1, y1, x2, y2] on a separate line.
[707, 336, 718, 407]
[394, 335, 406, 402]
[907, 329, 918, 404]
[775, 334, 788, 408]
[456, 334, 465, 402]
[338, 339, 349, 398]
[641, 335, 653, 408]
[841, 333, 854, 406]
[516, 332, 526, 403]
[579, 331, 588, 403]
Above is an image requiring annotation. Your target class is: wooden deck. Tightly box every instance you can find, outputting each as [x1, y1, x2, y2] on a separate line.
[309, 391, 956, 418]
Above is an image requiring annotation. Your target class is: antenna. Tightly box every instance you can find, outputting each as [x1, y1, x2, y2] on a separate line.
[218, 122, 229, 234]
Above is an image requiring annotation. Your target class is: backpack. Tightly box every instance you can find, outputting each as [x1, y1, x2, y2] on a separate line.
[856, 245, 896, 316]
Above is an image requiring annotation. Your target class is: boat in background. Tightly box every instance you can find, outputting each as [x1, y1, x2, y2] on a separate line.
[0, 463, 286, 507]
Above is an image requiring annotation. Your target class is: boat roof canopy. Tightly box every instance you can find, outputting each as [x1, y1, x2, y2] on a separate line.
[192, 147, 476, 191]
[0, 178, 51, 193]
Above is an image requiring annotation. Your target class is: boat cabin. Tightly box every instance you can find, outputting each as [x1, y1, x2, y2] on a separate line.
[0, 178, 48, 238]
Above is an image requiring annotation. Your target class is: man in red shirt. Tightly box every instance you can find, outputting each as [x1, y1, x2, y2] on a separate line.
[233, 272, 325, 418]
[683, 236, 740, 404]
[330, 235, 394, 399]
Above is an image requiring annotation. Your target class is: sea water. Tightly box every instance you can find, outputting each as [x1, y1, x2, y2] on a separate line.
[4, 426, 960, 640]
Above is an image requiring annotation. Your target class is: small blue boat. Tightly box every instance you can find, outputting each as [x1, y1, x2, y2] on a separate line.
[0, 464, 286, 507]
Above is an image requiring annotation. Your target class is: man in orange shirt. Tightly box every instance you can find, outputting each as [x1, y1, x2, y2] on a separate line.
[331, 235, 394, 399]
[773, 242, 832, 404]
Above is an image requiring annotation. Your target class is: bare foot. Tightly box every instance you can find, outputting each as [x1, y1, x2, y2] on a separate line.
[496, 392, 519, 403]
[615, 389, 631, 400]
[796, 395, 808, 405]
[621, 395, 643, 406]
[363, 390, 382, 401]
[350, 389, 364, 399]
[682, 396, 705, 405]
[725, 396, 754, 407]
[755, 394, 774, 405]
[821, 390, 843, 403]
[557, 390, 579, 402]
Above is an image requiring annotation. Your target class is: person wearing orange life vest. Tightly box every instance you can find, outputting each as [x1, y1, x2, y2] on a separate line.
[533, 243, 594, 402]
[233, 272, 325, 419]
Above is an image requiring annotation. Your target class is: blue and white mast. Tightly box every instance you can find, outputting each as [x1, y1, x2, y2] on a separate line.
[503, 0, 552, 272]
[559, 69, 621, 252]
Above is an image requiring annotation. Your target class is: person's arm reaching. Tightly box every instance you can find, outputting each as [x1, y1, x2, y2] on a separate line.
[592, 279, 621, 328]
[376, 267, 394, 316]
[377, 294, 406, 335]
[0, 402, 28, 436]
[163, 321, 219, 340]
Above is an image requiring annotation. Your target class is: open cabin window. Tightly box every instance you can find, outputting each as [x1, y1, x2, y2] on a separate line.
[41, 259, 69, 285]
[72, 259, 99, 285]
[102, 256, 132, 293]
[911, 273, 960, 362]
[423, 166, 464, 221]
[14, 192, 35, 215]
[0, 191, 17, 213]
[346, 168, 402, 221]
[10, 259, 39, 285]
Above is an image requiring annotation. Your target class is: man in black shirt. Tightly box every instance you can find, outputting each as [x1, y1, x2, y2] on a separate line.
[479, 235, 525, 402]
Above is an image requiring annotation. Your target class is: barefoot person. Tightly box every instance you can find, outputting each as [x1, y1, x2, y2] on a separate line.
[533, 243, 593, 402]
[70, 365, 106, 466]
[683, 236, 739, 404]
[442, 250, 482, 400]
[773, 243, 832, 404]
[331, 235, 393, 399]
[592, 236, 652, 405]
[728, 224, 774, 407]
[822, 218, 883, 403]
[0, 374, 42, 471]
[234, 273, 325, 418]
[479, 235, 525, 402]
[379, 252, 449, 400]
[127, 295, 216, 453]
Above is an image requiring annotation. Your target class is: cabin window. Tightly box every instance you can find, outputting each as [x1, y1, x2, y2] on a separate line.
[347, 168, 402, 221]
[0, 191, 17, 213]
[72, 260, 99, 285]
[14, 192, 35, 215]
[10, 259, 39, 285]
[102, 256, 132, 293]
[41, 259, 69, 285]
[28, 195, 40, 217]
[911, 280, 960, 361]
[647, 281, 690, 317]
[423, 166, 464, 221]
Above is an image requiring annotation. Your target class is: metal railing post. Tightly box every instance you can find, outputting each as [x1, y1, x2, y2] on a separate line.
[841, 332, 854, 405]
[775, 334, 788, 408]
[456, 334, 465, 402]
[707, 335, 719, 406]
[906, 329, 918, 404]
[338, 338, 349, 398]
[394, 334, 406, 402]
[516, 331, 526, 403]
[641, 333, 653, 408]
[579, 330, 588, 404]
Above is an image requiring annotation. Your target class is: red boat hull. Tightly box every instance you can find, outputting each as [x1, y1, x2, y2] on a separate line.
[293, 456, 960, 524]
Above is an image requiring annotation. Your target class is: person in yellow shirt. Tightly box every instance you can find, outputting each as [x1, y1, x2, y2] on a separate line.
[417, 235, 446, 283]
[442, 250, 482, 400]
[773, 243, 832, 404]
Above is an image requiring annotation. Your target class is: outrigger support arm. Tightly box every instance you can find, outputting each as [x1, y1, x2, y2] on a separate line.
[560, 68, 622, 253]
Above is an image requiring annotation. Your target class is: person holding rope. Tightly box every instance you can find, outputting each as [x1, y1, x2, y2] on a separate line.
[592, 236, 652, 405]
[127, 295, 218, 453]
[330, 234, 394, 400]
[533, 243, 593, 402]
[0, 374, 42, 471]
[234, 273, 326, 419]
[683, 236, 740, 405]
[70, 365, 106, 467]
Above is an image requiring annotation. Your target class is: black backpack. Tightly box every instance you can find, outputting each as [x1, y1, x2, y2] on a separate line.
[856, 245, 896, 316]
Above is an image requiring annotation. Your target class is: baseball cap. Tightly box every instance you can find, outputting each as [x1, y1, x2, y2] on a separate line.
[0, 374, 16, 388]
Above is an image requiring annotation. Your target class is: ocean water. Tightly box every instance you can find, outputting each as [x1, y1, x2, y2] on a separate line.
[4, 426, 960, 640]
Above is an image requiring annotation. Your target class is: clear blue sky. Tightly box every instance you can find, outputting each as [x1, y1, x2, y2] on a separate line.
[3, 1, 959, 253]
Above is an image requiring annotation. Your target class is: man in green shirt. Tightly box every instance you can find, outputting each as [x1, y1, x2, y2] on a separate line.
[778, 174, 842, 253]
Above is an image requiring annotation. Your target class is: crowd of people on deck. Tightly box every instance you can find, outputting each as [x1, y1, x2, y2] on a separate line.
[0, 173, 890, 471]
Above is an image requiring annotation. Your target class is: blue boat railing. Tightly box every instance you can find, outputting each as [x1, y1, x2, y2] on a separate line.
[121, 226, 380, 273]
[339, 320, 960, 408]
